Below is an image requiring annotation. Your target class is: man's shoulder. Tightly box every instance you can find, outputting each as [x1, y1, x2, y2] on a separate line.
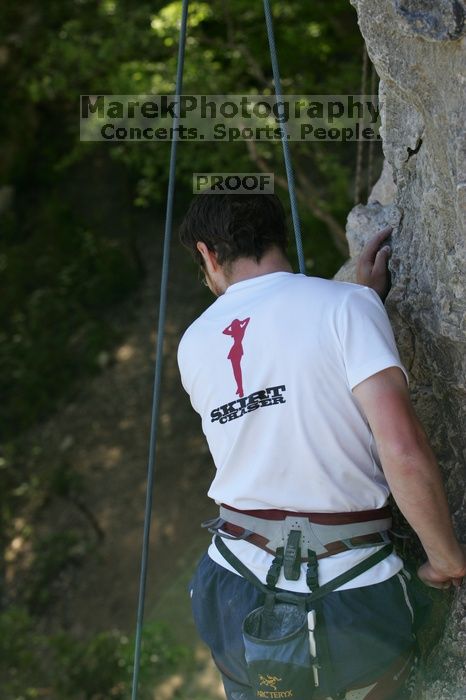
[178, 315, 203, 352]
[177, 300, 219, 358]
[295, 275, 372, 303]
[178, 278, 375, 350]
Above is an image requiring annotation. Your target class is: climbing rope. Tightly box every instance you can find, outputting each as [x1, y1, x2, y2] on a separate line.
[129, 1, 189, 698]
[263, 0, 306, 274]
[130, 2, 305, 697]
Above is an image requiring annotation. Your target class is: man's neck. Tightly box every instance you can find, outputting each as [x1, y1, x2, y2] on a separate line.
[224, 247, 293, 289]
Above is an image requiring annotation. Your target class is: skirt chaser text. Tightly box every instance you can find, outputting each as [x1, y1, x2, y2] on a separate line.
[210, 385, 287, 424]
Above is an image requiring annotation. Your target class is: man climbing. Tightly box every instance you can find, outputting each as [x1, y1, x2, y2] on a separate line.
[177, 193, 465, 700]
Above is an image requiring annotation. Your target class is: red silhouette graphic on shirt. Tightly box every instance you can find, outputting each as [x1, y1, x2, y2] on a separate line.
[223, 318, 250, 397]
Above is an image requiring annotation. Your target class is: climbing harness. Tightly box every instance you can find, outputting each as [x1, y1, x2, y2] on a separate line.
[211, 507, 395, 697]
[214, 533, 396, 699]
[204, 504, 393, 577]
[210, 508, 423, 698]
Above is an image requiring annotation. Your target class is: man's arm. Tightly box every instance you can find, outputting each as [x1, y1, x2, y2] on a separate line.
[353, 366, 466, 588]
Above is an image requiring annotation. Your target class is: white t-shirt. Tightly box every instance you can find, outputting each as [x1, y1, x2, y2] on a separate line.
[177, 271, 409, 591]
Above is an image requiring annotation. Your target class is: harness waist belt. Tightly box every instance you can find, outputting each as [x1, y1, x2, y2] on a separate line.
[203, 504, 392, 561]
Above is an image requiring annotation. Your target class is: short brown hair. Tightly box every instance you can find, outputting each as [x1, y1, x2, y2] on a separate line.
[179, 193, 288, 266]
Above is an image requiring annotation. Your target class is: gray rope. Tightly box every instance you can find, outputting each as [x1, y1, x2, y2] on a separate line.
[262, 0, 306, 274]
[129, 1, 189, 698]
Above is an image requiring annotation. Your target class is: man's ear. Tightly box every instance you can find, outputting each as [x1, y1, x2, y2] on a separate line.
[196, 241, 219, 271]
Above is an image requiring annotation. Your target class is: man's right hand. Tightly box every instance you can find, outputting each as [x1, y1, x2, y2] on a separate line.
[417, 545, 466, 589]
[356, 226, 393, 302]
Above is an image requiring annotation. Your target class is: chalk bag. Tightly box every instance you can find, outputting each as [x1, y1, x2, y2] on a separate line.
[242, 594, 315, 699]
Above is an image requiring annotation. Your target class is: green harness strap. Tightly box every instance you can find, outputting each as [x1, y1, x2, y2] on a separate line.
[214, 534, 394, 607]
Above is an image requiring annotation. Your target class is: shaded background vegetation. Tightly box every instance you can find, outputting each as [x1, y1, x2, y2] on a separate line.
[0, 1, 383, 697]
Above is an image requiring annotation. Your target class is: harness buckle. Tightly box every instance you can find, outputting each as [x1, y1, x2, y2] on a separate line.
[201, 516, 254, 541]
[266, 547, 284, 588]
[306, 549, 320, 590]
[283, 529, 302, 580]
[341, 529, 391, 551]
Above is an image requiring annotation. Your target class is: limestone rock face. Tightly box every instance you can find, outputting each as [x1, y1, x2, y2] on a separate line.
[394, 0, 465, 41]
[336, 2, 466, 697]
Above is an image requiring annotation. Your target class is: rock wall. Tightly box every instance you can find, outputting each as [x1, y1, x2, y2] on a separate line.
[336, 1, 466, 697]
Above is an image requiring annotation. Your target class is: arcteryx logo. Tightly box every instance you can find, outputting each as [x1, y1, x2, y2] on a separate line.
[257, 673, 293, 698]
[223, 317, 250, 397]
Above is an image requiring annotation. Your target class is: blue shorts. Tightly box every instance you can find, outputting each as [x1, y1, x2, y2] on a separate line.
[189, 552, 428, 700]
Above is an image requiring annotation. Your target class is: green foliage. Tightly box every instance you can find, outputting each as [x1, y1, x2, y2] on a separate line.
[0, 442, 43, 598]
[104, 0, 365, 218]
[1, 0, 366, 227]
[0, 197, 139, 439]
[0, 607, 187, 700]
[25, 530, 90, 613]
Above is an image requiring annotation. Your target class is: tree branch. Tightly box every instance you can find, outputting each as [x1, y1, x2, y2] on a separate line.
[246, 140, 348, 256]
[221, 0, 269, 88]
